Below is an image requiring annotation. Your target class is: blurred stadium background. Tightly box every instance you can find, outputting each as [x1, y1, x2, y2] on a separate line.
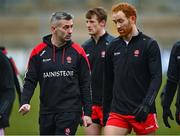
[1, 0, 180, 135]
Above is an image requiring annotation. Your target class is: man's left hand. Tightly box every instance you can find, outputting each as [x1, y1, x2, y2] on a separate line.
[133, 104, 150, 122]
[82, 115, 92, 127]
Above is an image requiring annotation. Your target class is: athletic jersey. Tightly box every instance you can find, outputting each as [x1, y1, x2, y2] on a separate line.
[0, 51, 15, 128]
[82, 32, 114, 105]
[21, 34, 92, 116]
[104, 32, 162, 115]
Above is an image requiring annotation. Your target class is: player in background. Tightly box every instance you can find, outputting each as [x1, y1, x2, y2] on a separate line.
[0, 50, 15, 135]
[0, 46, 23, 105]
[161, 41, 180, 128]
[82, 7, 114, 135]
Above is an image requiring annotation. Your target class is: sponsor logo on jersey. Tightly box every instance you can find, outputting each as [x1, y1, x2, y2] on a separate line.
[101, 51, 105, 58]
[145, 125, 154, 130]
[42, 58, 51, 62]
[114, 52, 121, 56]
[66, 56, 72, 63]
[134, 50, 140, 57]
[43, 70, 74, 78]
[40, 50, 46, 56]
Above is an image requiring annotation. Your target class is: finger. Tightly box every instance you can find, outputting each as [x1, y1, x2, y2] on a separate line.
[83, 119, 87, 127]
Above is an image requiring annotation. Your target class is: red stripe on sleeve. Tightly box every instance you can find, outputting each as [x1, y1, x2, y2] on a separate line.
[27, 42, 47, 69]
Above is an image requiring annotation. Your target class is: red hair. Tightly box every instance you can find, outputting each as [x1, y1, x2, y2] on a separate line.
[112, 2, 137, 19]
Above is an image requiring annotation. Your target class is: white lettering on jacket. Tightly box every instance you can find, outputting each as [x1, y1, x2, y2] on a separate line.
[43, 71, 74, 78]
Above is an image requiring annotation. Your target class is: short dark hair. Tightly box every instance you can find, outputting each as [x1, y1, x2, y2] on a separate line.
[50, 11, 74, 23]
[85, 7, 107, 22]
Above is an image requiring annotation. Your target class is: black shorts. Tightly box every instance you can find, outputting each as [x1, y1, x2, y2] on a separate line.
[39, 112, 81, 135]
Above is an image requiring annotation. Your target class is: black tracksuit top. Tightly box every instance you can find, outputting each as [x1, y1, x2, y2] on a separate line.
[21, 34, 92, 116]
[0, 51, 15, 128]
[164, 41, 180, 109]
[104, 32, 162, 115]
[82, 32, 114, 105]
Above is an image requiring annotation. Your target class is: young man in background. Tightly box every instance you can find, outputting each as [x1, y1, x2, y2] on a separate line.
[82, 7, 114, 135]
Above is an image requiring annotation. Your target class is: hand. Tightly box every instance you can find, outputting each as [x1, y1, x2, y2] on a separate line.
[82, 115, 92, 127]
[19, 104, 31, 115]
[163, 108, 174, 128]
[175, 109, 180, 125]
[133, 104, 150, 122]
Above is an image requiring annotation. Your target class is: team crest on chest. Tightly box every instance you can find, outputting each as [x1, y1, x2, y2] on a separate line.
[101, 51, 105, 58]
[134, 50, 140, 57]
[66, 56, 72, 63]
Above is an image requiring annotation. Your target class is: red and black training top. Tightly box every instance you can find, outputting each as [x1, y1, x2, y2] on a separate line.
[21, 34, 92, 116]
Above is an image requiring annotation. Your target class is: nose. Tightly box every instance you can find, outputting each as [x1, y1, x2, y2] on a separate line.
[68, 27, 73, 34]
[116, 22, 122, 28]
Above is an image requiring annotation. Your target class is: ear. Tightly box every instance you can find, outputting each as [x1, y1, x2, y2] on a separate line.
[51, 26, 56, 33]
[99, 20, 106, 27]
[129, 16, 136, 24]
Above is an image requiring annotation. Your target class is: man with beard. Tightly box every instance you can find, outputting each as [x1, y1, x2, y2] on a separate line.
[82, 7, 114, 135]
[19, 11, 92, 135]
[103, 2, 162, 135]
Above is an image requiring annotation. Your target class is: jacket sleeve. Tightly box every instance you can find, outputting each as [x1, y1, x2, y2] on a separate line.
[0, 52, 15, 120]
[163, 42, 180, 108]
[21, 49, 39, 105]
[143, 40, 162, 106]
[79, 48, 92, 116]
[9, 57, 23, 104]
[103, 45, 113, 115]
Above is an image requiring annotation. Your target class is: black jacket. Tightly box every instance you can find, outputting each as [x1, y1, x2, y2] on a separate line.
[21, 34, 92, 116]
[0, 47, 22, 105]
[0, 51, 15, 128]
[104, 32, 162, 115]
[82, 32, 114, 105]
[163, 41, 180, 110]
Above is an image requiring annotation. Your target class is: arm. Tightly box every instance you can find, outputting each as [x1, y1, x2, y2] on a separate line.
[103, 45, 114, 125]
[9, 57, 23, 105]
[134, 40, 162, 122]
[78, 48, 92, 126]
[144, 40, 162, 106]
[162, 42, 180, 127]
[19, 49, 39, 115]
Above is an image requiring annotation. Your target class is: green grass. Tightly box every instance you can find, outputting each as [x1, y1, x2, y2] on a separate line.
[5, 79, 180, 135]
